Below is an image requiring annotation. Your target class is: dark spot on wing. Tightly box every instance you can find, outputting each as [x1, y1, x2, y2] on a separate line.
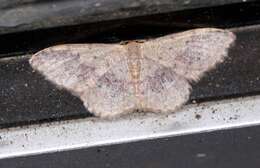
[77, 64, 96, 81]
[146, 67, 176, 93]
[97, 72, 126, 97]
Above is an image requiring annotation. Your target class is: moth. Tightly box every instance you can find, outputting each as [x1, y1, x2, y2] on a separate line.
[30, 28, 236, 118]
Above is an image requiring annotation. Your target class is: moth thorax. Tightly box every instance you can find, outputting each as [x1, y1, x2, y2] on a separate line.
[126, 42, 141, 80]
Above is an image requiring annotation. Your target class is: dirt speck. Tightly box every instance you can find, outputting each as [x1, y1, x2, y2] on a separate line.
[195, 114, 201, 120]
[196, 153, 207, 158]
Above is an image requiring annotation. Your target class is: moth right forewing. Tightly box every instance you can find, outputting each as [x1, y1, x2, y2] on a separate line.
[141, 28, 235, 82]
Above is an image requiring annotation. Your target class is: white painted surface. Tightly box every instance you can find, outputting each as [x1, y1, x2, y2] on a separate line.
[1, 95, 260, 159]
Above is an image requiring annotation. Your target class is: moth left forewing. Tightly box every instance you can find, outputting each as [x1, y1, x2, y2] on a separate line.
[141, 28, 236, 82]
[30, 44, 126, 96]
[30, 44, 134, 118]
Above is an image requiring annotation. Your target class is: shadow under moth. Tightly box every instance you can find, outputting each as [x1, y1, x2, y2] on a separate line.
[30, 28, 236, 118]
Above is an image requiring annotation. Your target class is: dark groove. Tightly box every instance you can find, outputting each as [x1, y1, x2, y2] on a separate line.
[0, 1, 260, 58]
